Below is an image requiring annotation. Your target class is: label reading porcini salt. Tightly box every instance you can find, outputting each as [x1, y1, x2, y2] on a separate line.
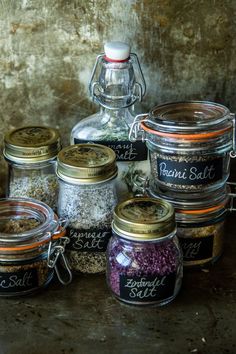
[156, 157, 223, 186]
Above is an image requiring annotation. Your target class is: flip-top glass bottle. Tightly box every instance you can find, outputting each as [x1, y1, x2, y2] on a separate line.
[71, 41, 149, 201]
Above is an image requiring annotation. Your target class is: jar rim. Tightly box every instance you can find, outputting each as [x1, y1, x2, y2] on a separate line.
[141, 100, 232, 141]
[0, 198, 64, 252]
[147, 184, 230, 219]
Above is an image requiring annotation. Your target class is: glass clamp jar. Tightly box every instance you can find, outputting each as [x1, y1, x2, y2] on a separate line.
[106, 197, 183, 306]
[129, 101, 236, 193]
[57, 143, 118, 274]
[4, 126, 61, 211]
[147, 182, 233, 267]
[0, 197, 72, 297]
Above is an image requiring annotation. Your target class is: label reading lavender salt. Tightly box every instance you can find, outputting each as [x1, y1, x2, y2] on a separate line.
[74, 139, 148, 162]
[156, 157, 223, 186]
[119, 273, 176, 302]
[179, 235, 214, 261]
[67, 227, 112, 252]
[0, 268, 38, 293]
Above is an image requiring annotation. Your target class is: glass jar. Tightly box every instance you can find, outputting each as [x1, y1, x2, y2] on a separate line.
[107, 197, 183, 306]
[71, 41, 149, 200]
[4, 126, 61, 211]
[0, 197, 72, 297]
[57, 143, 118, 274]
[129, 101, 235, 193]
[147, 183, 230, 267]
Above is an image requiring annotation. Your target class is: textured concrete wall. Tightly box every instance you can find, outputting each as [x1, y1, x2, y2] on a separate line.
[1, 0, 236, 194]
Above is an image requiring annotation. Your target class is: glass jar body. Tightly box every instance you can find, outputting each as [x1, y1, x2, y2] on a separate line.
[71, 108, 149, 201]
[6, 160, 58, 211]
[0, 253, 54, 297]
[177, 215, 226, 267]
[57, 178, 118, 274]
[148, 137, 231, 193]
[106, 234, 183, 306]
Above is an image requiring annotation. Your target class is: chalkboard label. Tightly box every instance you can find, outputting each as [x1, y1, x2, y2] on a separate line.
[179, 235, 214, 261]
[119, 273, 176, 302]
[67, 227, 112, 252]
[0, 268, 38, 293]
[156, 157, 223, 185]
[74, 139, 148, 162]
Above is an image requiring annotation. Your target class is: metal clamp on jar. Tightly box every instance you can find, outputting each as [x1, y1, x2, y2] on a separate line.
[89, 42, 146, 110]
[129, 101, 236, 193]
[0, 197, 72, 297]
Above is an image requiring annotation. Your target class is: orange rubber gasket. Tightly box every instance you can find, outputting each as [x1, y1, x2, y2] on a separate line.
[176, 203, 226, 215]
[141, 121, 231, 141]
[0, 227, 66, 252]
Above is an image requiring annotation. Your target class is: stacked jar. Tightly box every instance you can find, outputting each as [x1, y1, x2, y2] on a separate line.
[129, 101, 236, 267]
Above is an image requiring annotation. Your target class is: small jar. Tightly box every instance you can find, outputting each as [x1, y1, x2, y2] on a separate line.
[147, 183, 230, 267]
[107, 197, 183, 306]
[57, 144, 118, 274]
[4, 126, 61, 211]
[129, 101, 235, 193]
[0, 197, 71, 297]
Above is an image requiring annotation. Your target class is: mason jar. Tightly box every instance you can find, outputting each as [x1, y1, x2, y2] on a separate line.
[129, 101, 235, 193]
[0, 197, 72, 297]
[4, 126, 61, 211]
[147, 183, 230, 267]
[57, 144, 118, 274]
[106, 197, 183, 306]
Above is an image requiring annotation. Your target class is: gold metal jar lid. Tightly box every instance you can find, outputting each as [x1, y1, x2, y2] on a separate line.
[4, 126, 61, 163]
[112, 197, 176, 240]
[57, 143, 118, 184]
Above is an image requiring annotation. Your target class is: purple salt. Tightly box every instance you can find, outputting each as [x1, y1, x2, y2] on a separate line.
[107, 236, 180, 296]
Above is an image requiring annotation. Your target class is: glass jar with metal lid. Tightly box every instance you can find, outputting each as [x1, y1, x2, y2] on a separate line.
[0, 197, 72, 297]
[4, 126, 61, 211]
[147, 182, 231, 267]
[106, 197, 182, 306]
[129, 101, 235, 193]
[57, 143, 118, 274]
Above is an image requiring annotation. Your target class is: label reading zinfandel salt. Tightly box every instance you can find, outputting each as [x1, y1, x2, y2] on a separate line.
[74, 139, 148, 162]
[0, 268, 38, 292]
[157, 158, 223, 185]
[119, 273, 176, 302]
[67, 227, 112, 252]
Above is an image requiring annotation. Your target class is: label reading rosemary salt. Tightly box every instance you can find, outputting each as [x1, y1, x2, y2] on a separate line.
[179, 235, 214, 261]
[74, 139, 148, 161]
[119, 273, 176, 302]
[67, 227, 112, 252]
[156, 157, 223, 185]
[0, 268, 38, 293]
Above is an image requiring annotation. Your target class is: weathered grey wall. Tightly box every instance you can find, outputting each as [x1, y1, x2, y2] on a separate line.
[1, 0, 236, 194]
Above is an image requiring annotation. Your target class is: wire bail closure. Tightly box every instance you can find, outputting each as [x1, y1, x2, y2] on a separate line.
[129, 113, 148, 142]
[230, 113, 236, 158]
[227, 182, 236, 212]
[89, 53, 146, 110]
[47, 218, 72, 285]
